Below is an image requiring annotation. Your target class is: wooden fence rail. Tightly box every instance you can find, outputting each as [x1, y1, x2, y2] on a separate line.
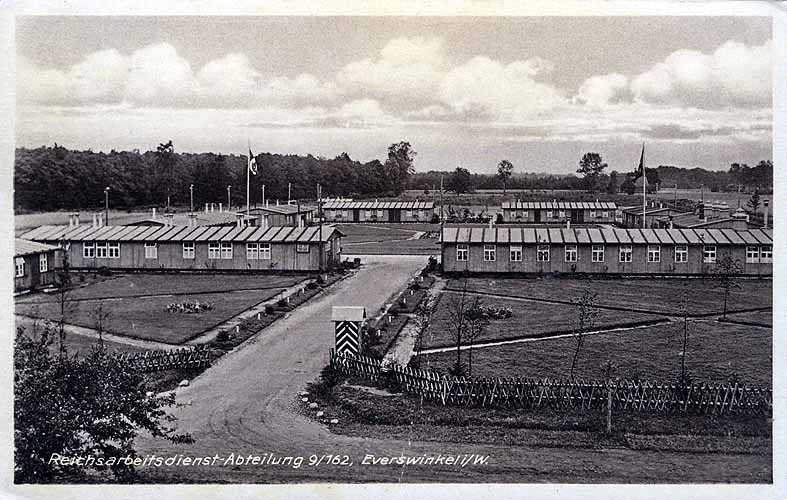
[119, 345, 213, 372]
[330, 350, 772, 416]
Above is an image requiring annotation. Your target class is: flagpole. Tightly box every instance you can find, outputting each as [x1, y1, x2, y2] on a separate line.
[641, 143, 646, 229]
[246, 147, 251, 220]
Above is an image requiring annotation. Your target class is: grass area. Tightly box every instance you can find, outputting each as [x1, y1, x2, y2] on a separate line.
[723, 309, 772, 327]
[418, 320, 771, 386]
[16, 288, 284, 344]
[16, 273, 306, 304]
[336, 224, 421, 244]
[424, 293, 663, 349]
[342, 238, 440, 255]
[15, 318, 148, 355]
[447, 277, 772, 316]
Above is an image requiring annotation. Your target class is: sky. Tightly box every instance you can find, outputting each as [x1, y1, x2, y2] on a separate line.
[15, 16, 773, 175]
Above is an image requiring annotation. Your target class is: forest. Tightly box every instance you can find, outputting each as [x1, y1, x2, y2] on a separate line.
[14, 142, 772, 211]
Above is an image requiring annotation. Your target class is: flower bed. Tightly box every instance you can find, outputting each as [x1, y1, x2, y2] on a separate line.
[166, 301, 214, 314]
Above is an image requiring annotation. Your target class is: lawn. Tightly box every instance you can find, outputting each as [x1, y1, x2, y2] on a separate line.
[723, 309, 772, 327]
[447, 277, 772, 316]
[342, 238, 440, 255]
[336, 224, 421, 244]
[423, 293, 663, 349]
[15, 318, 149, 355]
[16, 288, 284, 344]
[16, 273, 307, 304]
[418, 320, 771, 386]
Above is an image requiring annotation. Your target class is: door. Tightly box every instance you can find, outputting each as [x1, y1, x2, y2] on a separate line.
[534, 210, 541, 223]
[390, 209, 401, 222]
[353, 209, 360, 222]
[571, 210, 582, 224]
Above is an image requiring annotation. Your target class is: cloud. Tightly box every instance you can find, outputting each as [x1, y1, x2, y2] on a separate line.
[573, 73, 628, 107]
[631, 40, 771, 108]
[439, 56, 564, 120]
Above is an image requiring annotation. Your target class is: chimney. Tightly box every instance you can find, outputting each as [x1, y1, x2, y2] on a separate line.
[668, 215, 674, 230]
[92, 213, 98, 228]
[152, 207, 157, 220]
[74, 212, 80, 227]
[488, 218, 493, 229]
[236, 214, 243, 227]
[276, 200, 280, 206]
[205, 203, 209, 213]
[219, 203, 223, 213]
[167, 213, 174, 226]
[566, 220, 571, 229]
[188, 213, 197, 227]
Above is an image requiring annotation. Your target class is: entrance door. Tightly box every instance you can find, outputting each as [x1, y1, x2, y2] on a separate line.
[390, 209, 401, 222]
[353, 209, 360, 222]
[576, 210, 585, 223]
[571, 210, 581, 224]
[534, 210, 541, 223]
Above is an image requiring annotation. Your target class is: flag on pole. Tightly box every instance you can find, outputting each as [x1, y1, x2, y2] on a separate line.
[638, 143, 645, 178]
[248, 148, 258, 175]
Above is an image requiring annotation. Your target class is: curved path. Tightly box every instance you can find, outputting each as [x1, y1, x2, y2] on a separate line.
[134, 255, 770, 484]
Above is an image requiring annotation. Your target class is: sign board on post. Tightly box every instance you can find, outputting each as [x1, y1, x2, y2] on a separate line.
[331, 306, 366, 356]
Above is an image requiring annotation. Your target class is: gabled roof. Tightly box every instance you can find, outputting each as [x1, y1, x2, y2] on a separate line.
[15, 239, 60, 257]
[441, 227, 772, 246]
[322, 200, 434, 210]
[502, 201, 617, 210]
[20, 225, 345, 244]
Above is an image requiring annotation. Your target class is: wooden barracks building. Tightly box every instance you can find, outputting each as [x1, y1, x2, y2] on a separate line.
[20, 223, 344, 272]
[14, 239, 63, 294]
[441, 226, 772, 275]
[500, 200, 617, 224]
[321, 201, 435, 223]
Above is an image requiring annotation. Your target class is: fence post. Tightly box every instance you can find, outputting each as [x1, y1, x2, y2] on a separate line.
[606, 381, 613, 435]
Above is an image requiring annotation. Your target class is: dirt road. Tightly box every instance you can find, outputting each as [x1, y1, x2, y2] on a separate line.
[134, 256, 770, 484]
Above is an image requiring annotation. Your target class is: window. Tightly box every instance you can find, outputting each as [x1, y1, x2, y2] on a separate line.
[515, 210, 523, 219]
[246, 243, 259, 260]
[144, 242, 158, 259]
[208, 242, 221, 259]
[674, 245, 688, 263]
[703, 245, 716, 263]
[602, 211, 609, 218]
[589, 210, 596, 219]
[522, 210, 528, 219]
[365, 210, 372, 218]
[183, 242, 195, 259]
[647, 245, 660, 263]
[456, 244, 468, 261]
[39, 253, 48, 273]
[220, 242, 233, 259]
[564, 245, 578, 262]
[96, 242, 108, 258]
[760, 245, 772, 263]
[15, 257, 25, 278]
[592, 245, 604, 263]
[342, 210, 350, 219]
[559, 210, 566, 218]
[546, 210, 553, 219]
[510, 245, 522, 262]
[746, 246, 759, 263]
[537, 245, 550, 262]
[619, 245, 632, 263]
[83, 242, 96, 258]
[483, 244, 496, 262]
[259, 243, 271, 259]
[406, 210, 413, 218]
[297, 243, 310, 253]
[377, 209, 384, 218]
[108, 242, 120, 259]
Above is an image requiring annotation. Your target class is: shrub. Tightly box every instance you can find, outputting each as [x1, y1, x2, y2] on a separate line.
[216, 330, 230, 342]
[264, 305, 275, 315]
[276, 298, 288, 308]
[306, 282, 318, 290]
[316, 275, 326, 285]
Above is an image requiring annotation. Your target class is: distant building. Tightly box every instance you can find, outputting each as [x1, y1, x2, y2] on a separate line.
[622, 204, 685, 228]
[14, 239, 62, 294]
[500, 200, 617, 224]
[242, 204, 314, 227]
[322, 201, 434, 223]
[440, 226, 772, 276]
[19, 224, 344, 272]
[656, 203, 758, 230]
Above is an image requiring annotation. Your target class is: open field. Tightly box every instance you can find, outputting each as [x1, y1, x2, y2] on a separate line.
[15, 273, 308, 344]
[337, 223, 440, 255]
[446, 277, 772, 316]
[424, 294, 663, 349]
[16, 273, 306, 304]
[723, 309, 772, 327]
[418, 320, 771, 386]
[336, 224, 421, 244]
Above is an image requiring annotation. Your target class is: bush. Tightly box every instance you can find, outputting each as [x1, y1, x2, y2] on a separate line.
[276, 298, 288, 308]
[316, 275, 326, 285]
[264, 305, 275, 315]
[216, 330, 230, 342]
[306, 282, 318, 290]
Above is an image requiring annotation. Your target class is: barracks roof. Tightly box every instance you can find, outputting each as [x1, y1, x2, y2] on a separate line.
[441, 227, 772, 246]
[501, 201, 617, 210]
[322, 200, 434, 210]
[19, 225, 344, 244]
[15, 239, 60, 257]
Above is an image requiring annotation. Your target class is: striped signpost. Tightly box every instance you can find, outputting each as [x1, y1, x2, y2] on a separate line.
[331, 306, 366, 356]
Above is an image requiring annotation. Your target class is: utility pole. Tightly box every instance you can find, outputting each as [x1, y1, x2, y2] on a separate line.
[262, 184, 266, 207]
[104, 186, 110, 225]
[317, 183, 323, 273]
[227, 185, 232, 210]
[674, 183, 677, 208]
[288, 182, 292, 203]
[189, 183, 194, 214]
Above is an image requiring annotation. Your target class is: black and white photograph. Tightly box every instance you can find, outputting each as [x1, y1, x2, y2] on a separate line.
[2, 2, 785, 498]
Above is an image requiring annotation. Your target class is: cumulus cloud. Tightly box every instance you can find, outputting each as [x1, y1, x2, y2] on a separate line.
[439, 56, 564, 120]
[573, 73, 628, 107]
[631, 40, 771, 108]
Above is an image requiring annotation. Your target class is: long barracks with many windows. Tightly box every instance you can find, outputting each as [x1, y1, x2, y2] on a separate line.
[442, 226, 772, 275]
[19, 224, 344, 272]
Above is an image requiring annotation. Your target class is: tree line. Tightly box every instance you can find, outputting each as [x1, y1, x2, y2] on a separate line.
[14, 142, 415, 211]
